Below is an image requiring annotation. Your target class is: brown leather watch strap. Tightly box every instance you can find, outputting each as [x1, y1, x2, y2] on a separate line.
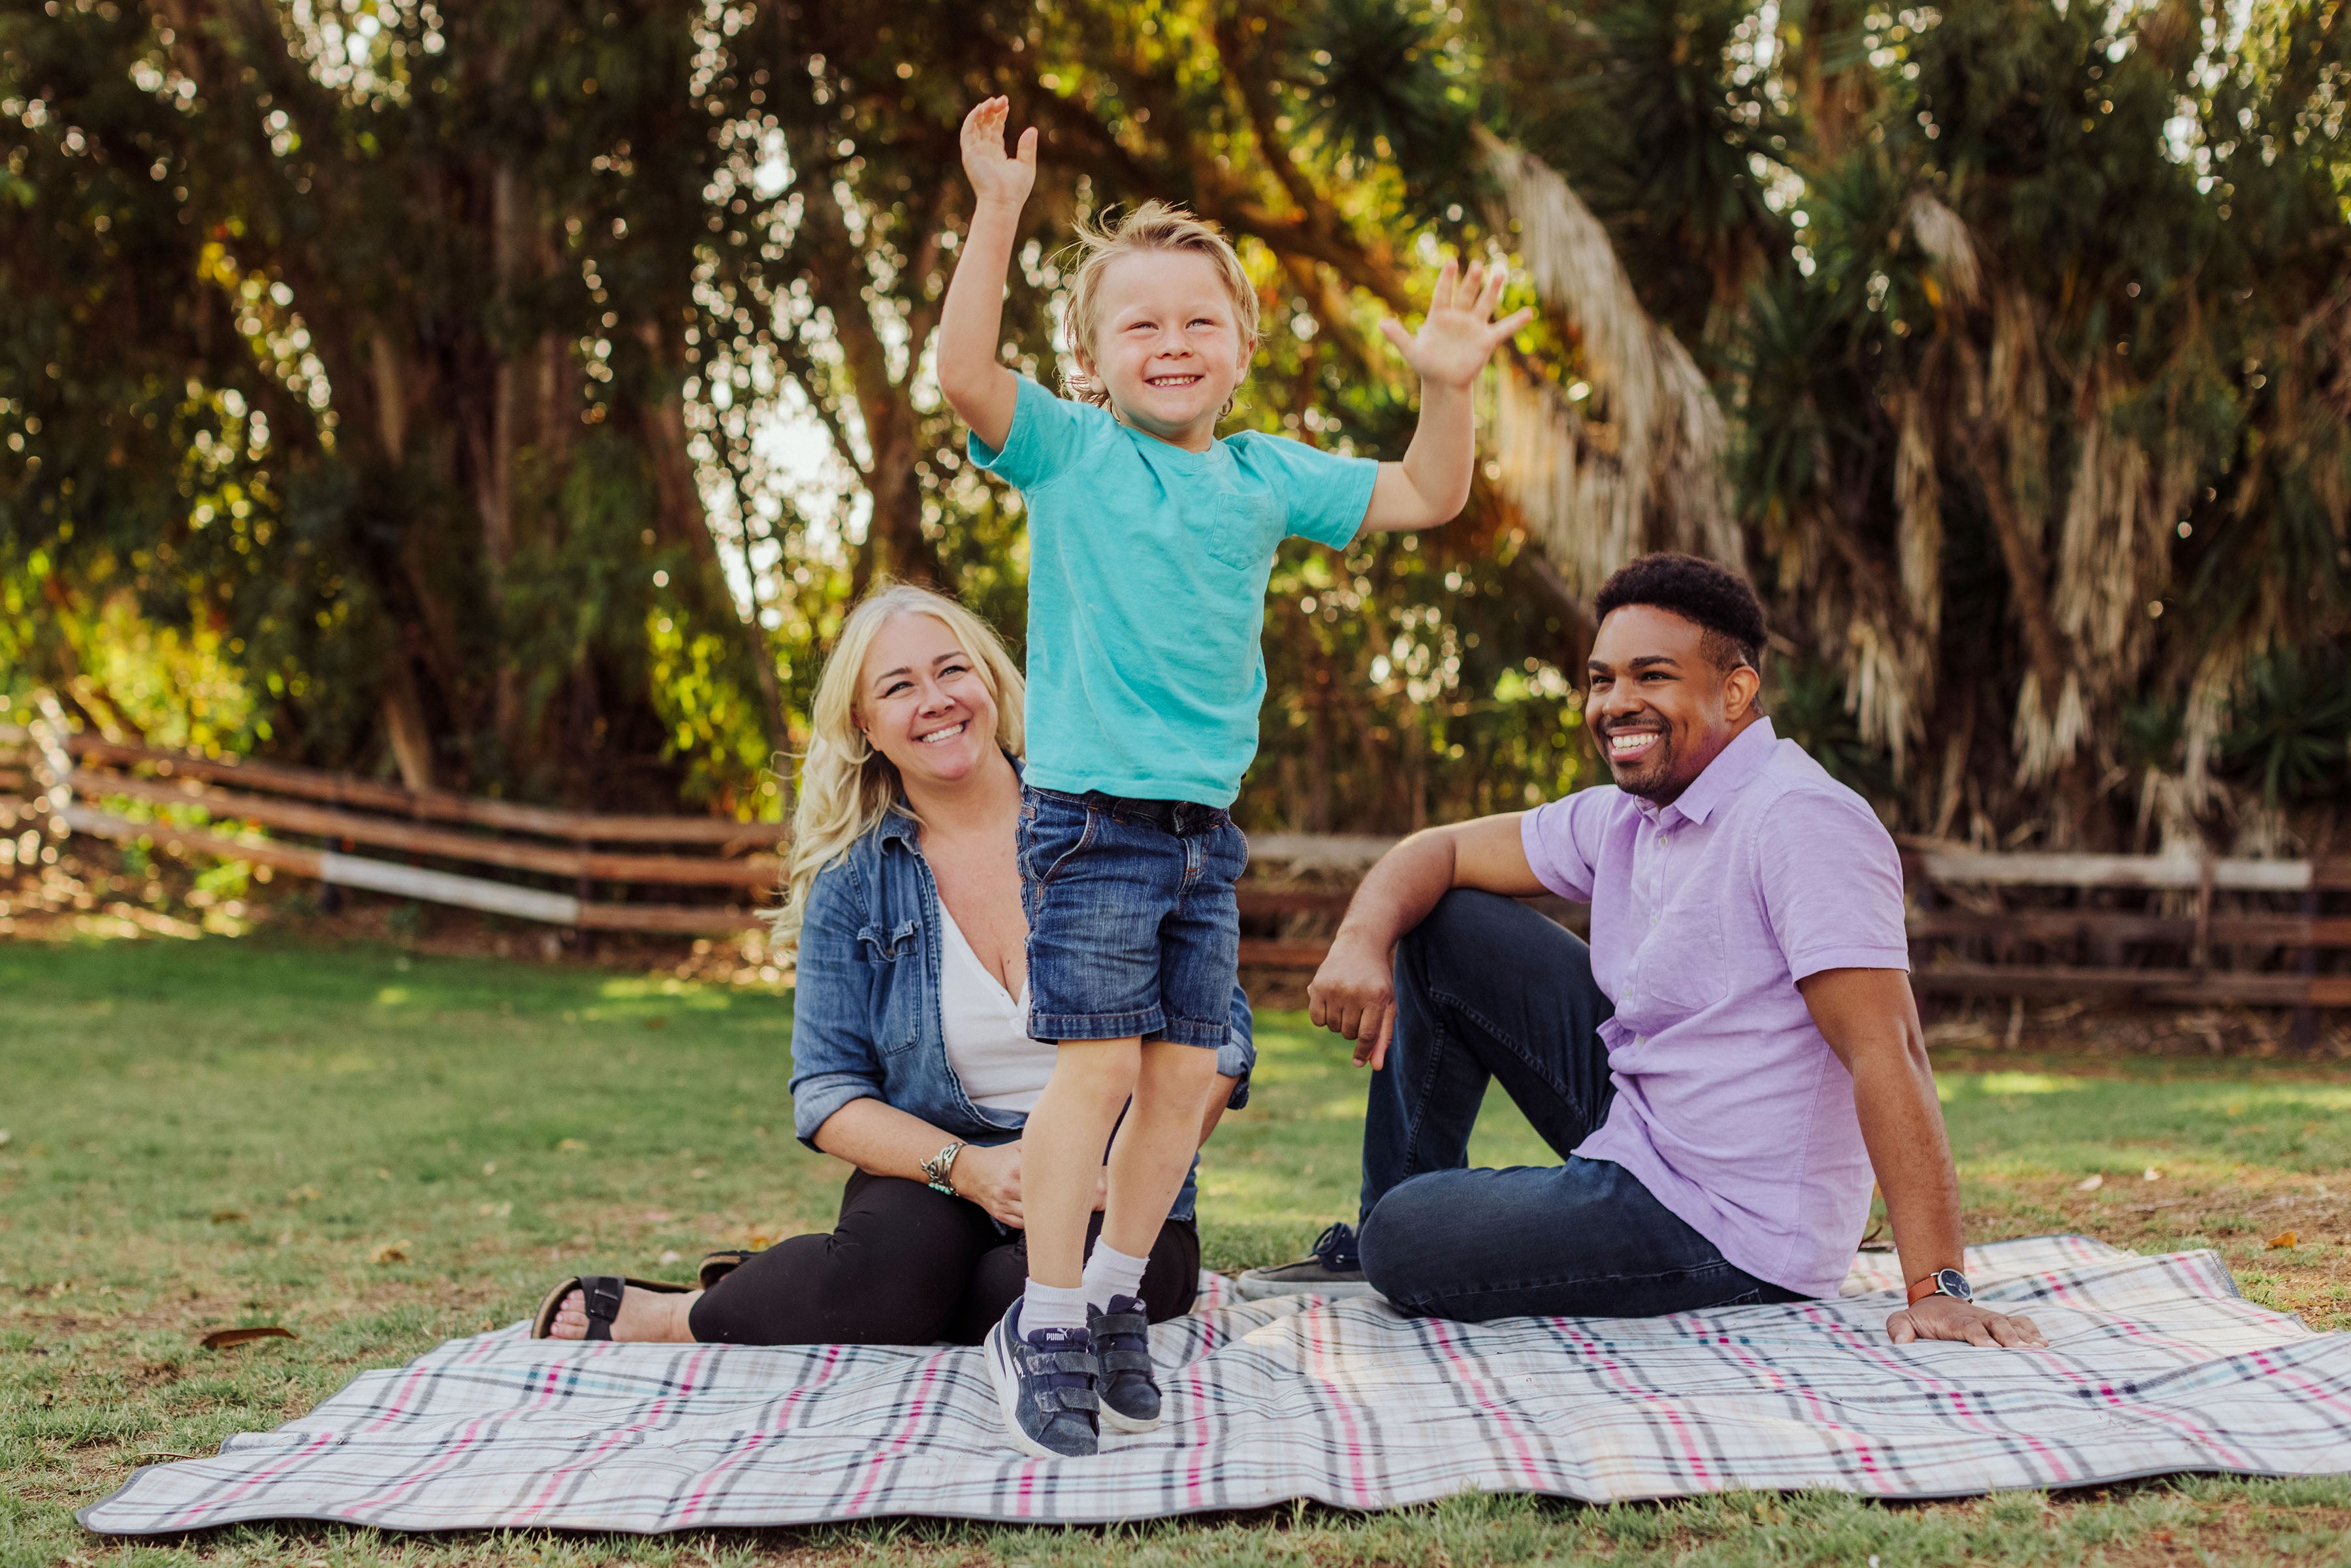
[1907, 1272, 1955, 1305]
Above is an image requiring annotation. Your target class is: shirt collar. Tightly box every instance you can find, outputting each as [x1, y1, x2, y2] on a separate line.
[1654, 716, 1777, 827]
[877, 752, 1024, 849]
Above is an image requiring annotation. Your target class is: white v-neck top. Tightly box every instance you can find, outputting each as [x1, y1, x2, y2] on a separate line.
[935, 899, 1056, 1115]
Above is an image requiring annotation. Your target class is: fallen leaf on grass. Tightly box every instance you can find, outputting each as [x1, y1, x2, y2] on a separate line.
[2143, 1168, 2162, 1181]
[2265, 1230, 2298, 1251]
[643, 1016, 668, 1031]
[481, 1161, 498, 1176]
[209, 1209, 246, 1224]
[558, 1138, 587, 1153]
[285, 1185, 321, 1203]
[199, 1326, 296, 1351]
[2075, 1174, 2104, 1192]
[0, 1129, 10, 1147]
[369, 1241, 411, 1264]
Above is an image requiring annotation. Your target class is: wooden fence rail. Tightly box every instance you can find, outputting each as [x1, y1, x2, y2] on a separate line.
[1235, 832, 2350, 1020]
[4, 705, 2345, 1016]
[3, 700, 780, 935]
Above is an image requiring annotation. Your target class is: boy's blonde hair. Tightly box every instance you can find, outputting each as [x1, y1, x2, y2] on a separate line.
[767, 581, 1025, 956]
[1061, 200, 1260, 411]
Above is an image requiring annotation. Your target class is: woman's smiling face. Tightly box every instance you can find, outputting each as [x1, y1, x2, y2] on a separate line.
[857, 611, 999, 788]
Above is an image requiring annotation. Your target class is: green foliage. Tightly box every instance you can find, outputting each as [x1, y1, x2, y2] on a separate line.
[1767, 654, 1896, 801]
[2219, 647, 2351, 803]
[3, 1, 2345, 848]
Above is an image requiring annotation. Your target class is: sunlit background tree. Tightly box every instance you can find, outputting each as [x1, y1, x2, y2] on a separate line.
[5, 0, 2344, 850]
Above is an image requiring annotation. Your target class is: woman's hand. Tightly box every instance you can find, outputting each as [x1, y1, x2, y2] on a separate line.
[952, 1140, 1110, 1229]
[953, 1140, 1025, 1229]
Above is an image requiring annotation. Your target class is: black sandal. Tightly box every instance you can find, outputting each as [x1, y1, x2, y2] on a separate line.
[696, 1249, 756, 1290]
[528, 1274, 693, 1340]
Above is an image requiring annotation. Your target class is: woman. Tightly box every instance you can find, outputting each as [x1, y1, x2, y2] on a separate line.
[532, 582, 1250, 1345]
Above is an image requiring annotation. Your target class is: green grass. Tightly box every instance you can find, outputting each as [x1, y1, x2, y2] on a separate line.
[4, 934, 2349, 1565]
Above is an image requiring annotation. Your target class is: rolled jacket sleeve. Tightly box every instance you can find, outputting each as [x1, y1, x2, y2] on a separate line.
[787, 863, 888, 1150]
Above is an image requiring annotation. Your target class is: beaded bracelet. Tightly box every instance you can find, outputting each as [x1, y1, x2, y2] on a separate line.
[920, 1140, 965, 1197]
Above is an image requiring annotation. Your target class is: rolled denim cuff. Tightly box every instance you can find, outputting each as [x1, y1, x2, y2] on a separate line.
[790, 1074, 882, 1151]
[1217, 1028, 1253, 1112]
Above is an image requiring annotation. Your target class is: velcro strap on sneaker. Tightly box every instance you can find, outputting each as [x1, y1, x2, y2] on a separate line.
[1093, 1311, 1148, 1339]
[1025, 1349, 1099, 1377]
[1098, 1347, 1154, 1373]
[1036, 1386, 1100, 1413]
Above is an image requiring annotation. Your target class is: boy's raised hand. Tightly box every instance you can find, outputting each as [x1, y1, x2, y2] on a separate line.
[960, 97, 1037, 211]
[1380, 259, 1533, 391]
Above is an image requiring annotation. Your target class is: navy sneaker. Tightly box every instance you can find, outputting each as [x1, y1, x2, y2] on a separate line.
[984, 1298, 1100, 1459]
[1087, 1294, 1160, 1433]
[1233, 1222, 1379, 1301]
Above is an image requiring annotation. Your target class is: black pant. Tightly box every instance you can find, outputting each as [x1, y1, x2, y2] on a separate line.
[685, 1168, 1201, 1347]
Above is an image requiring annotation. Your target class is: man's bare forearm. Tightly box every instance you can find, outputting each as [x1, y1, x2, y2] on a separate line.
[1849, 1036, 1966, 1285]
[1332, 829, 1463, 953]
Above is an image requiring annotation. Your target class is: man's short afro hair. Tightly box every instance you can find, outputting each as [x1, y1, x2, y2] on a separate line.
[1592, 553, 1768, 671]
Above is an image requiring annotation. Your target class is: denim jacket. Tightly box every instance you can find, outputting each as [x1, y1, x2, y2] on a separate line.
[788, 800, 1255, 1224]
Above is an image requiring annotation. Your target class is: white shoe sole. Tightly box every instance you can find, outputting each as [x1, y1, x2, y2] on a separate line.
[1099, 1398, 1159, 1435]
[1232, 1273, 1384, 1303]
[985, 1317, 1094, 1460]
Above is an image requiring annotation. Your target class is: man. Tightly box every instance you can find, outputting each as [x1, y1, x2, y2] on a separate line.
[1236, 554, 2041, 1347]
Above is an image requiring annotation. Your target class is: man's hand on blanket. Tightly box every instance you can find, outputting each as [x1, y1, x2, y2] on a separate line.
[1887, 1292, 2045, 1349]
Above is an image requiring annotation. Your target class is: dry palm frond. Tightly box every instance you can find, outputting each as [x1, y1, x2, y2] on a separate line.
[1893, 387, 1943, 643]
[1988, 287, 2052, 519]
[1479, 131, 1736, 596]
[1844, 609, 1923, 769]
[1906, 193, 1982, 307]
[2013, 668, 2091, 786]
[2053, 383, 2191, 696]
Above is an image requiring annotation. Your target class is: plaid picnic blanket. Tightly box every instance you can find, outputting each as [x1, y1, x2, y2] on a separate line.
[79, 1236, 2351, 1533]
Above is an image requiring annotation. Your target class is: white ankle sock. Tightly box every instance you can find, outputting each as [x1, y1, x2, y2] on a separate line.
[1020, 1279, 1089, 1337]
[1081, 1241, 1151, 1315]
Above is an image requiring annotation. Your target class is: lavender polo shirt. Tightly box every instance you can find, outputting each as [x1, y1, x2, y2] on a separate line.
[1520, 718, 1910, 1298]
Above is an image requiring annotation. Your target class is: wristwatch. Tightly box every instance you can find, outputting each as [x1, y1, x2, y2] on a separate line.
[920, 1140, 966, 1197]
[1906, 1267, 1974, 1306]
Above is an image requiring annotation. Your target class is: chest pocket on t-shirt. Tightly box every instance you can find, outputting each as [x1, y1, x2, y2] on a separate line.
[1200, 493, 1281, 573]
[1635, 903, 1729, 1016]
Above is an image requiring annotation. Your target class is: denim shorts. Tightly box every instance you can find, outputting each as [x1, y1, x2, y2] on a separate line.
[1017, 784, 1246, 1048]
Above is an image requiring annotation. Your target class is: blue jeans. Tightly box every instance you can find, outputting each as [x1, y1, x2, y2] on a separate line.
[1356, 890, 1805, 1320]
[1017, 786, 1246, 1048]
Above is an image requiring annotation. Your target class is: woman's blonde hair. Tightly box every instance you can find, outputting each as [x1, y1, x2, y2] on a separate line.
[1061, 200, 1260, 412]
[768, 581, 1025, 955]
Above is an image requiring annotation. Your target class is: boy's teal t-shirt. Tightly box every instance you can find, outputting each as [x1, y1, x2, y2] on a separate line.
[969, 376, 1379, 807]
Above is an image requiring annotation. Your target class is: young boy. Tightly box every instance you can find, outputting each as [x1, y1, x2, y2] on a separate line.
[938, 97, 1529, 1459]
